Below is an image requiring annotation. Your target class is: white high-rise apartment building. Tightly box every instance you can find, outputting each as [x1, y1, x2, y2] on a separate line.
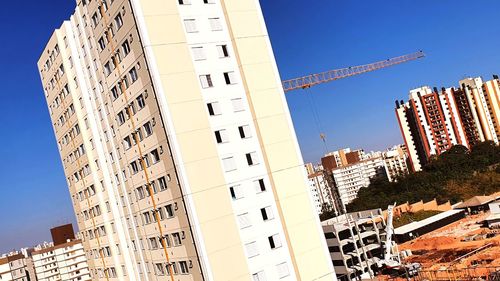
[32, 240, 92, 281]
[382, 145, 409, 182]
[396, 77, 500, 172]
[38, 0, 335, 280]
[460, 77, 499, 144]
[307, 172, 335, 215]
[330, 157, 386, 208]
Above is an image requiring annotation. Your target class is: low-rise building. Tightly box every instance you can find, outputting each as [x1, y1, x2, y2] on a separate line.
[485, 199, 500, 228]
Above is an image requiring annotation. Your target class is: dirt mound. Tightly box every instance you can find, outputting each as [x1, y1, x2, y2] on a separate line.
[406, 236, 457, 250]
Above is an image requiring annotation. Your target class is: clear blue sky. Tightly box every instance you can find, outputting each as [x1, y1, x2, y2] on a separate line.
[0, 0, 499, 253]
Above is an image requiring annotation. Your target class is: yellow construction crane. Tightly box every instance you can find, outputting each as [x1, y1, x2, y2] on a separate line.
[282, 51, 425, 92]
[281, 51, 425, 145]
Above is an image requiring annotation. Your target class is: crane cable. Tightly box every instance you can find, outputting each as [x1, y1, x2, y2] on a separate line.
[304, 89, 329, 154]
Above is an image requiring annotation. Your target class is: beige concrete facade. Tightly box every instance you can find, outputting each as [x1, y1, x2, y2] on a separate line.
[38, 0, 335, 281]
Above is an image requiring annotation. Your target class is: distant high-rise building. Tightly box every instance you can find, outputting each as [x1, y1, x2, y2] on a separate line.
[307, 171, 336, 215]
[37, 1, 335, 280]
[395, 77, 500, 171]
[29, 224, 91, 281]
[304, 162, 315, 175]
[460, 77, 499, 144]
[0, 253, 30, 281]
[321, 148, 365, 171]
[382, 145, 409, 182]
[330, 157, 386, 208]
[32, 240, 91, 281]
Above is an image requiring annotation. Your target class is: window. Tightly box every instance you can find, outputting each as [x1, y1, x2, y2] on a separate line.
[111, 86, 119, 99]
[130, 161, 139, 174]
[217, 45, 229, 58]
[268, 234, 281, 249]
[223, 71, 237, 85]
[199, 74, 213, 88]
[122, 40, 131, 56]
[252, 271, 266, 281]
[179, 261, 189, 274]
[144, 122, 153, 136]
[192, 46, 206, 61]
[98, 37, 106, 51]
[231, 98, 245, 112]
[229, 185, 243, 200]
[246, 152, 259, 166]
[117, 111, 126, 125]
[91, 12, 99, 27]
[209, 17, 222, 31]
[276, 262, 290, 279]
[136, 186, 146, 200]
[143, 211, 152, 224]
[149, 238, 158, 249]
[239, 125, 252, 139]
[207, 102, 221, 116]
[151, 149, 160, 163]
[123, 136, 132, 150]
[245, 241, 259, 258]
[255, 179, 266, 193]
[158, 176, 167, 191]
[129, 67, 138, 82]
[104, 62, 112, 76]
[222, 156, 236, 172]
[261, 206, 274, 221]
[214, 129, 228, 144]
[184, 19, 197, 33]
[237, 213, 251, 229]
[114, 14, 123, 29]
[136, 94, 146, 109]
[172, 232, 182, 246]
[155, 263, 165, 275]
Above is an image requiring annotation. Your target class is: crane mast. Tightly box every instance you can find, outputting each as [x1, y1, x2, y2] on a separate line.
[282, 51, 425, 92]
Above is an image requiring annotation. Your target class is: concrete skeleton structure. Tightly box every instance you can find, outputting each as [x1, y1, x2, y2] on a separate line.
[322, 209, 387, 281]
[38, 0, 335, 281]
[396, 76, 500, 171]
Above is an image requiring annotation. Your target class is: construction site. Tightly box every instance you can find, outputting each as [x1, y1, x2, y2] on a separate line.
[374, 196, 500, 281]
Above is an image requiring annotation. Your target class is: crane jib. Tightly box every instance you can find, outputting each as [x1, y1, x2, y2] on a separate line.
[282, 51, 425, 93]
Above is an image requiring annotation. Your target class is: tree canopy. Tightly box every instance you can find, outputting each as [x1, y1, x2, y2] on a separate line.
[346, 141, 500, 213]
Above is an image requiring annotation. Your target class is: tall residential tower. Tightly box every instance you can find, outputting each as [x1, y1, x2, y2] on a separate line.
[396, 76, 500, 171]
[38, 0, 335, 280]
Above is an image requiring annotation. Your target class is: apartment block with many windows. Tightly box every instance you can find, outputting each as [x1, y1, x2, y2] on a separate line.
[396, 76, 500, 172]
[38, 0, 335, 280]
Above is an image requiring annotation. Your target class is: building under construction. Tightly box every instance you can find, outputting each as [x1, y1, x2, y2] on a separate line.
[322, 209, 387, 281]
